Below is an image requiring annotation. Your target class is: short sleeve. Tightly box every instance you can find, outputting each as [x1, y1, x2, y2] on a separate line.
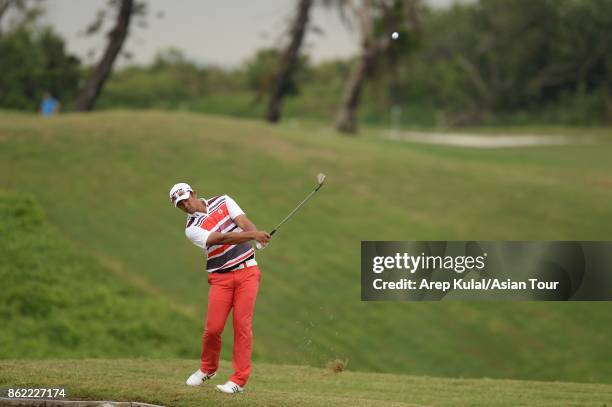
[225, 195, 245, 219]
[185, 225, 211, 249]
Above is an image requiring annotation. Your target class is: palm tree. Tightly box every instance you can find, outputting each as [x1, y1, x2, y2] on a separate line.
[266, 0, 313, 123]
[334, 0, 419, 134]
[74, 0, 139, 111]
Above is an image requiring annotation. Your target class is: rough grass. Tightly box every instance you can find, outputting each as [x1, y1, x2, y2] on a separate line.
[0, 190, 200, 358]
[1, 110, 611, 383]
[1, 359, 611, 407]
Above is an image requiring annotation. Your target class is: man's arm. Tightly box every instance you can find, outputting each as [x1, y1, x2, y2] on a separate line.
[205, 197, 268, 246]
[186, 222, 269, 248]
[207, 230, 270, 246]
[233, 214, 257, 232]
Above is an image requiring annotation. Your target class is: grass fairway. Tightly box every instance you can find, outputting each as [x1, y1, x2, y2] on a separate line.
[1, 359, 611, 406]
[1, 110, 611, 384]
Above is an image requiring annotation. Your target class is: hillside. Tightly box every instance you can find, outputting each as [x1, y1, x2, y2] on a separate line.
[1, 111, 611, 383]
[0, 190, 200, 358]
[1, 359, 611, 406]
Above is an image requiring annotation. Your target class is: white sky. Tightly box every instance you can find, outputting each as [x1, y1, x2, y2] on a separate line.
[42, 0, 462, 68]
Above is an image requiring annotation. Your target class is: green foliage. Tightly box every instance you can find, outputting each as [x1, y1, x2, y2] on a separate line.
[2, 0, 611, 126]
[97, 48, 244, 110]
[401, 0, 612, 125]
[243, 48, 282, 96]
[97, 47, 315, 117]
[0, 26, 81, 110]
[242, 47, 309, 98]
[93, 0, 611, 127]
[0, 190, 199, 358]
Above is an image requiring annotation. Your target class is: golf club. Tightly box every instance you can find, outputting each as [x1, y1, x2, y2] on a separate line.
[256, 173, 327, 250]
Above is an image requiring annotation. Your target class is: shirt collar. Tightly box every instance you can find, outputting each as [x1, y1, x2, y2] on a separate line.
[189, 198, 209, 217]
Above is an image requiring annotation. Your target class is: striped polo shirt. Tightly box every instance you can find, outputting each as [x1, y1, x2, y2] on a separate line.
[185, 195, 255, 273]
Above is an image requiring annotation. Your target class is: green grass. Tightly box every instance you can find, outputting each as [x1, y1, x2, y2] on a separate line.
[1, 359, 611, 406]
[0, 190, 200, 358]
[1, 110, 611, 384]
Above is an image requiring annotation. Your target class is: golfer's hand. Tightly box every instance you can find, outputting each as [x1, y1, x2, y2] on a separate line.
[253, 231, 271, 245]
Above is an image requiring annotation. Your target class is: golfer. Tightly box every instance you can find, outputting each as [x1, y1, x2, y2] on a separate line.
[169, 182, 270, 394]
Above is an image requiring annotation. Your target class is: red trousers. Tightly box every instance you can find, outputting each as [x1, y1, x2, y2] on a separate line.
[201, 265, 261, 387]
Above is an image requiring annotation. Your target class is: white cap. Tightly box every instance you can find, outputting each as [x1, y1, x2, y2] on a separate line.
[169, 182, 193, 207]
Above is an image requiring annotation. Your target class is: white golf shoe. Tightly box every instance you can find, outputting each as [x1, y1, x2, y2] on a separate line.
[215, 380, 244, 394]
[185, 369, 216, 386]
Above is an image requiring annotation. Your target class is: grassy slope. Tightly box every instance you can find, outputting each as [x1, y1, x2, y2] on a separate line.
[1, 111, 611, 383]
[1, 359, 611, 407]
[0, 190, 200, 358]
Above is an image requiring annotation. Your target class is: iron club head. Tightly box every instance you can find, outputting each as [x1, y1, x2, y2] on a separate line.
[317, 173, 326, 186]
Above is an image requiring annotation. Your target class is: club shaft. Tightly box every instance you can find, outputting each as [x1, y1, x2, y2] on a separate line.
[271, 188, 319, 234]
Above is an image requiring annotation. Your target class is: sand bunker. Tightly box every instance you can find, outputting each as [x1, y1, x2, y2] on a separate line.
[385, 131, 597, 148]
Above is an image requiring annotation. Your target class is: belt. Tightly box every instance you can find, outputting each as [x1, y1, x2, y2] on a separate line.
[214, 257, 257, 274]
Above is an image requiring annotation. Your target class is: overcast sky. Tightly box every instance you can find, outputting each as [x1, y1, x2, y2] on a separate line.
[42, 0, 461, 68]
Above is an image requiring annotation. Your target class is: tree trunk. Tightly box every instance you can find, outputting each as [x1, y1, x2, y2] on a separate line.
[335, 43, 380, 134]
[74, 0, 134, 111]
[334, 0, 400, 135]
[265, 0, 312, 123]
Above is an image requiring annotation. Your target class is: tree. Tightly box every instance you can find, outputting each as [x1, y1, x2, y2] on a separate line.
[0, 1, 80, 110]
[416, 0, 612, 125]
[334, 0, 420, 134]
[74, 0, 146, 111]
[244, 48, 309, 109]
[265, 0, 313, 123]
